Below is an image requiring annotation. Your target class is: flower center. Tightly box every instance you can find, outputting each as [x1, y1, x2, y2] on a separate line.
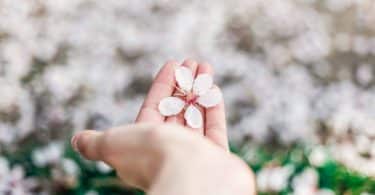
[185, 92, 198, 105]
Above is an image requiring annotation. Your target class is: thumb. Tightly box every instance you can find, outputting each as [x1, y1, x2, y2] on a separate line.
[70, 124, 166, 190]
[71, 130, 105, 161]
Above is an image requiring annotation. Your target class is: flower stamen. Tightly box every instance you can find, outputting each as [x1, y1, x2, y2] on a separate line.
[186, 92, 198, 105]
[174, 85, 186, 95]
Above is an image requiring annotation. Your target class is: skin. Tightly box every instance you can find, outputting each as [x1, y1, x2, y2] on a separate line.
[71, 60, 256, 195]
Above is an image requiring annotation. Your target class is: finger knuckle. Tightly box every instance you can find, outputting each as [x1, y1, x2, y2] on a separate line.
[143, 125, 165, 144]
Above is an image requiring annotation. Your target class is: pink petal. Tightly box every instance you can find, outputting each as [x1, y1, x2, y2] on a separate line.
[193, 74, 213, 95]
[197, 88, 222, 108]
[175, 66, 194, 92]
[158, 97, 185, 116]
[184, 105, 203, 128]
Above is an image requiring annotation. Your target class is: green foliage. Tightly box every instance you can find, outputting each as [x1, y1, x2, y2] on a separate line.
[234, 143, 375, 195]
[3, 142, 375, 194]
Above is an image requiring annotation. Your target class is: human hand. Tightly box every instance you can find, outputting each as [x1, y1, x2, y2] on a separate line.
[71, 123, 255, 195]
[70, 61, 256, 195]
[136, 60, 228, 150]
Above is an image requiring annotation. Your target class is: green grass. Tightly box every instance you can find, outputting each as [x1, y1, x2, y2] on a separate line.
[3, 141, 375, 194]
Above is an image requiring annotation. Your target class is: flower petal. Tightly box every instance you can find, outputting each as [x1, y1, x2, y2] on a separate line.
[193, 74, 213, 95]
[175, 66, 194, 92]
[197, 87, 222, 108]
[158, 97, 185, 116]
[184, 105, 203, 128]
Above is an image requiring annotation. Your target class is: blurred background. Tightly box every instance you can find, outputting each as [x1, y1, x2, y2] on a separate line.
[0, 0, 375, 194]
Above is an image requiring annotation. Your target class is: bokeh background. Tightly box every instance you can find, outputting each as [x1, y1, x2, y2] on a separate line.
[1, 0, 375, 194]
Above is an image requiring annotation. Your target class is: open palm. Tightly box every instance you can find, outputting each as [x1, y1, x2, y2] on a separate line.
[135, 60, 228, 150]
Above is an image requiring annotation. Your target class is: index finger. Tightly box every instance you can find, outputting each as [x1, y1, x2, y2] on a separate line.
[136, 61, 178, 123]
[199, 62, 228, 151]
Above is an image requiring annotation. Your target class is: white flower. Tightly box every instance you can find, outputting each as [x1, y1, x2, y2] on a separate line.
[61, 158, 80, 177]
[257, 165, 294, 192]
[85, 190, 99, 195]
[158, 66, 222, 128]
[356, 64, 373, 86]
[355, 135, 371, 154]
[292, 168, 319, 195]
[0, 157, 37, 194]
[31, 142, 64, 167]
[292, 168, 335, 195]
[309, 146, 328, 167]
[361, 192, 375, 195]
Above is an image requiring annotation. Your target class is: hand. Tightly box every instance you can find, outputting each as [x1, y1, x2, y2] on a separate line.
[71, 123, 255, 195]
[136, 60, 228, 150]
[70, 60, 256, 195]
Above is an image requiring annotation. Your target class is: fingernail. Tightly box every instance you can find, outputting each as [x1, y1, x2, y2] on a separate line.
[71, 134, 80, 153]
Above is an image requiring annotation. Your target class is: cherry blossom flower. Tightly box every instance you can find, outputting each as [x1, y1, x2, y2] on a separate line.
[31, 142, 64, 168]
[308, 146, 328, 167]
[158, 66, 222, 128]
[292, 168, 335, 195]
[257, 165, 294, 192]
[0, 157, 37, 194]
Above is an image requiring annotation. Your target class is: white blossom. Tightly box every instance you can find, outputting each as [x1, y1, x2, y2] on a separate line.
[257, 165, 294, 192]
[159, 66, 222, 128]
[356, 64, 373, 86]
[309, 146, 328, 167]
[61, 158, 80, 177]
[0, 157, 37, 194]
[85, 190, 99, 195]
[31, 142, 64, 167]
[292, 168, 319, 195]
